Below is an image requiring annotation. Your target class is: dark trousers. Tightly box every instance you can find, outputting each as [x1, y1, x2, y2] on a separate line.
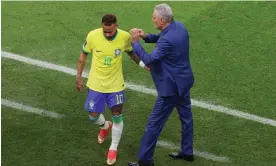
[138, 91, 193, 162]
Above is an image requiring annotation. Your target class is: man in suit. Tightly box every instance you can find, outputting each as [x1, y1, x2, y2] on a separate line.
[128, 3, 195, 166]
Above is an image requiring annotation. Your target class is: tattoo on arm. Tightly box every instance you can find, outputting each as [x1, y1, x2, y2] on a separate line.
[77, 51, 88, 77]
[126, 51, 140, 64]
[78, 59, 86, 65]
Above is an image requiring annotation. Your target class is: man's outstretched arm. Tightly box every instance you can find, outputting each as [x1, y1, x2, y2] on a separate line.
[139, 29, 160, 43]
[132, 37, 170, 65]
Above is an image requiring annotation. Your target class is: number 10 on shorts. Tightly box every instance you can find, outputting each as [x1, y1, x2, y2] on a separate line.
[116, 94, 124, 104]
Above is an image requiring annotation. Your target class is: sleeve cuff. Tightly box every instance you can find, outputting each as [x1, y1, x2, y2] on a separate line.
[144, 34, 149, 40]
[143, 34, 151, 43]
[82, 47, 90, 54]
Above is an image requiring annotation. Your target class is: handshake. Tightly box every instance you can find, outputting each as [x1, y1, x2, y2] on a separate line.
[129, 28, 147, 42]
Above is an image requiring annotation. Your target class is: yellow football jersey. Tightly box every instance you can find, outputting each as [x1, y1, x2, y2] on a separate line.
[82, 28, 132, 93]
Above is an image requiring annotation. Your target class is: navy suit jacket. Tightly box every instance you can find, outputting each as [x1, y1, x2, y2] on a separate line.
[132, 21, 194, 97]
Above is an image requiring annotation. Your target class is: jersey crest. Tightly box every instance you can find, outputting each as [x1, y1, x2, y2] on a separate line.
[114, 48, 121, 57]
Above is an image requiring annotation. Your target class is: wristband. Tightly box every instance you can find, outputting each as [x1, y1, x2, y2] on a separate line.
[139, 61, 145, 68]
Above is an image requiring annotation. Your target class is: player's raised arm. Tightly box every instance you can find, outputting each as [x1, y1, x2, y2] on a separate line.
[126, 51, 150, 71]
[125, 33, 150, 71]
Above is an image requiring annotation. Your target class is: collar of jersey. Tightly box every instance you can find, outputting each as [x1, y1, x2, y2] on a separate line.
[104, 29, 118, 41]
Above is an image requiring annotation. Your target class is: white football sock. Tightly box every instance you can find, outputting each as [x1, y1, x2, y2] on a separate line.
[109, 121, 123, 150]
[90, 114, 109, 130]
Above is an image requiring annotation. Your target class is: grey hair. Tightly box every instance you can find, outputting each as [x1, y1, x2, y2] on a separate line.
[154, 3, 173, 22]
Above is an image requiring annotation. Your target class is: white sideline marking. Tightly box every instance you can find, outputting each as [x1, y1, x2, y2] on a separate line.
[1, 99, 65, 119]
[157, 140, 230, 162]
[2, 51, 276, 127]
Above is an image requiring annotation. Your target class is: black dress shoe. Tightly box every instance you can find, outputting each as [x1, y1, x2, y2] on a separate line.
[128, 161, 154, 166]
[168, 152, 194, 162]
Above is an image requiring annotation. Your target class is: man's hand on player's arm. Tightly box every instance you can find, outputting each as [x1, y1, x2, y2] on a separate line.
[138, 28, 147, 39]
[76, 51, 88, 92]
[127, 51, 150, 71]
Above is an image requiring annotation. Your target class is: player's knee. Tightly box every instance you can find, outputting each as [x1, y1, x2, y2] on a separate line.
[112, 114, 123, 124]
[89, 114, 100, 123]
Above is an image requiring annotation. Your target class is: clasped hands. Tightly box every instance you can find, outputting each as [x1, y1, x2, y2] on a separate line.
[129, 28, 146, 42]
